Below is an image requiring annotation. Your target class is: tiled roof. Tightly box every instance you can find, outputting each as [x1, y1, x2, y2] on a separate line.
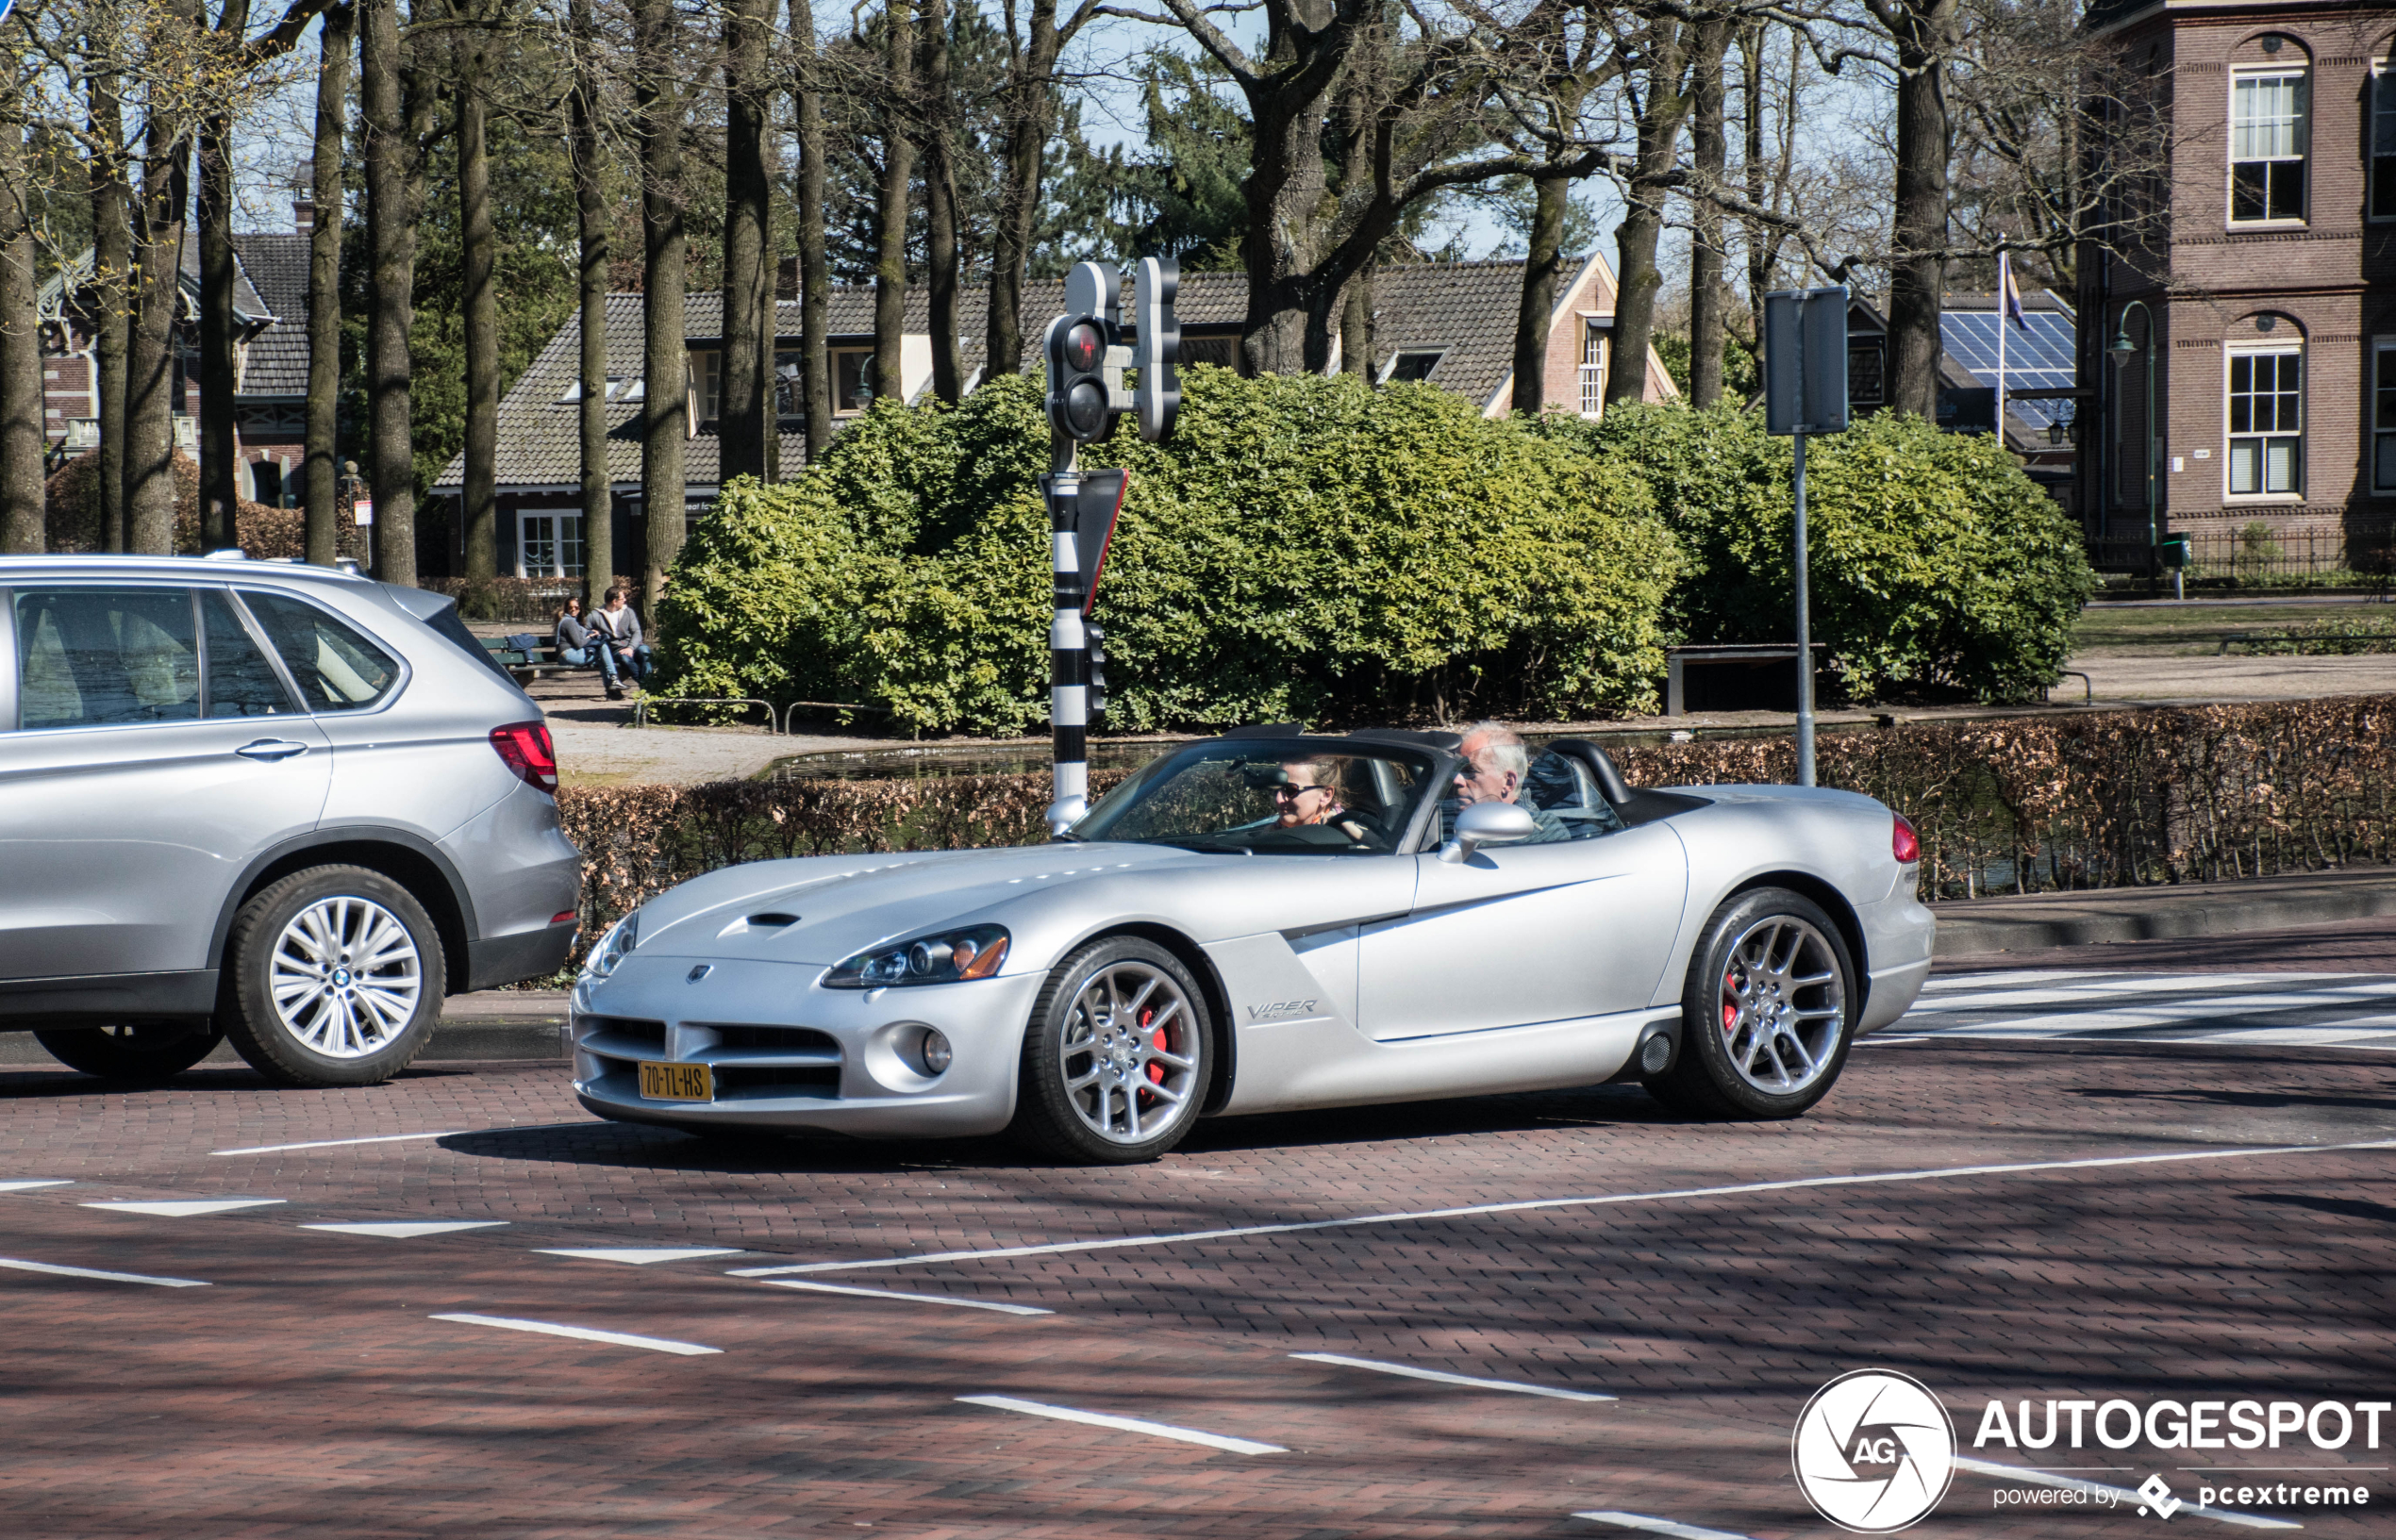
[230, 234, 311, 397]
[440, 259, 1599, 491]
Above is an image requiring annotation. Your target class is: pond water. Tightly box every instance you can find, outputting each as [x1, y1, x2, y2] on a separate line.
[765, 720, 1878, 783]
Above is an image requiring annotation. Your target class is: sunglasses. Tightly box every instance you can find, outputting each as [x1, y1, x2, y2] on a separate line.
[1272, 784, 1328, 800]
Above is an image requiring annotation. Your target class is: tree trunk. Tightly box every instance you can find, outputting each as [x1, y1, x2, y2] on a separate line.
[1606, 25, 1694, 407]
[304, 0, 353, 567]
[1883, 0, 1956, 420]
[1238, 80, 1339, 376]
[985, 0, 1060, 381]
[873, 0, 913, 407]
[1688, 19, 1728, 409]
[458, 11, 498, 581]
[921, 0, 962, 404]
[1340, 266, 1373, 379]
[1740, 23, 1769, 349]
[569, 0, 611, 594]
[91, 64, 131, 552]
[0, 90, 42, 553]
[362, 0, 421, 585]
[792, 0, 832, 459]
[196, 0, 252, 552]
[1510, 173, 1568, 415]
[126, 0, 198, 556]
[635, 0, 688, 616]
[719, 0, 772, 481]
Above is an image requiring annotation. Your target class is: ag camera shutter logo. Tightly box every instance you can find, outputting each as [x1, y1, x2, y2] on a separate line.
[1792, 1370, 1957, 1532]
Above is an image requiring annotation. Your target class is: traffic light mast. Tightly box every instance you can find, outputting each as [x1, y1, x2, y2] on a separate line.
[1042, 257, 1178, 836]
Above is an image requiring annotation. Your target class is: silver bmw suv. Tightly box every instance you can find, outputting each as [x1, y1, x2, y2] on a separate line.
[0, 555, 582, 1087]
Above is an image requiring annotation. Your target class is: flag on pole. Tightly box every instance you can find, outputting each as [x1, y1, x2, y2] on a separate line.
[1999, 252, 2028, 331]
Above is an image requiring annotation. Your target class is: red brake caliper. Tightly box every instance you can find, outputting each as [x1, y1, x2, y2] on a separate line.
[1146, 1010, 1168, 1085]
[1722, 969, 1739, 1032]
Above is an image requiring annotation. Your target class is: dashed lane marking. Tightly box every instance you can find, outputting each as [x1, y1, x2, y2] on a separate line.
[81, 1199, 287, 1218]
[1289, 1351, 1615, 1401]
[213, 1132, 465, 1156]
[955, 1396, 1286, 1455]
[0, 1256, 210, 1288]
[429, 1313, 721, 1356]
[0, 1181, 70, 1192]
[1953, 1456, 2302, 1530]
[726, 1137, 2396, 1277]
[1574, 1513, 1755, 1540]
[535, 1247, 746, 1266]
[302, 1221, 509, 1239]
[761, 1279, 1053, 1316]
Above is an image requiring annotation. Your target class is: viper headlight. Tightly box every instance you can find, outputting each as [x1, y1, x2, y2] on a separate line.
[582, 910, 641, 981]
[827, 924, 1009, 988]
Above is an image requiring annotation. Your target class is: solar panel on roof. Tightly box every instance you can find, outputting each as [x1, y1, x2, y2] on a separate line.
[1940, 311, 2080, 430]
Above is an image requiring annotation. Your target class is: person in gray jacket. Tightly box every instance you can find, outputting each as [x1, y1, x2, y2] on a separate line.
[589, 587, 656, 700]
[553, 597, 598, 669]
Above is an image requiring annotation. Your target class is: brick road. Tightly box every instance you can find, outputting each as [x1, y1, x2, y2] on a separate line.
[4, 923, 2394, 1538]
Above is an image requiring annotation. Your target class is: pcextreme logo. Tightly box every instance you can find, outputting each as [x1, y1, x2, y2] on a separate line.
[1791, 1370, 1957, 1533]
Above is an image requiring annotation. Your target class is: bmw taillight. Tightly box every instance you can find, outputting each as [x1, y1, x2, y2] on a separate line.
[1891, 812, 1921, 866]
[491, 721, 559, 793]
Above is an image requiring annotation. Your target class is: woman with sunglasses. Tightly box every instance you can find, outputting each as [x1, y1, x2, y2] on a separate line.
[1272, 758, 1372, 842]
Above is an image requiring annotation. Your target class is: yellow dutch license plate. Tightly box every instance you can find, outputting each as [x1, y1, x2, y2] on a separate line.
[638, 1061, 713, 1101]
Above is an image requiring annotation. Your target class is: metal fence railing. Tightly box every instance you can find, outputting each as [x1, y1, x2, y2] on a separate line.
[2090, 523, 2396, 584]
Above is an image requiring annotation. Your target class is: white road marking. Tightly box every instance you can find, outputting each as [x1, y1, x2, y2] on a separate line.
[727, 1137, 2396, 1277]
[429, 1313, 721, 1356]
[955, 1395, 1285, 1454]
[0, 1255, 210, 1288]
[0, 1181, 69, 1192]
[81, 1199, 287, 1218]
[1574, 1512, 1755, 1540]
[762, 1279, 1053, 1316]
[1290, 1351, 1614, 1401]
[303, 1221, 509, 1239]
[213, 1131, 464, 1156]
[1952, 1455, 2301, 1530]
[536, 1247, 745, 1266]
[1907, 970, 2396, 1047]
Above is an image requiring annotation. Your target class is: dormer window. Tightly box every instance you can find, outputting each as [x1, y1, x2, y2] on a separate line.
[1382, 349, 1445, 384]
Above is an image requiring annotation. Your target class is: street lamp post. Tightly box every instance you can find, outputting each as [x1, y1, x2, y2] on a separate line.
[2108, 301, 2159, 589]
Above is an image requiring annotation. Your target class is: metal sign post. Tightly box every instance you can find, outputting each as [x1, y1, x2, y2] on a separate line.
[1762, 286, 1850, 787]
[1040, 258, 1179, 835]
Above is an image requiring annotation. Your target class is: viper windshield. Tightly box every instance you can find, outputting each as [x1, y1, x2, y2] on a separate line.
[1073, 739, 1439, 855]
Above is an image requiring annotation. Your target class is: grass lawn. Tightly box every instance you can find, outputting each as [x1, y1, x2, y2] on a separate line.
[2072, 600, 2395, 655]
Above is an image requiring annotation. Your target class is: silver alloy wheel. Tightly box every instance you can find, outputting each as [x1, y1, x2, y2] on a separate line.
[1058, 961, 1200, 1145]
[1716, 914, 1845, 1095]
[267, 896, 424, 1059]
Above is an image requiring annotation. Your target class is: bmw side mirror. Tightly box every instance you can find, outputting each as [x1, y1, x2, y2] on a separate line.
[1438, 802, 1537, 864]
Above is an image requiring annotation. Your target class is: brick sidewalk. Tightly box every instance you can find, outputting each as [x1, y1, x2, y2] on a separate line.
[3, 1035, 2392, 1536]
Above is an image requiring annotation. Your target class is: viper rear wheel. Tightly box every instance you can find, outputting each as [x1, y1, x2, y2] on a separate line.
[1656, 886, 1855, 1119]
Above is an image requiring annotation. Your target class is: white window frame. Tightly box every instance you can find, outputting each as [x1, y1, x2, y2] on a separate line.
[2373, 338, 2396, 495]
[515, 507, 587, 579]
[1578, 324, 1606, 417]
[690, 348, 721, 429]
[2228, 66, 2308, 227]
[2224, 343, 2304, 500]
[2373, 58, 2396, 222]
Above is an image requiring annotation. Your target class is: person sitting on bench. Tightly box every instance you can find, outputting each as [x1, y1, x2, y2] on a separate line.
[590, 586, 656, 701]
[553, 596, 600, 671]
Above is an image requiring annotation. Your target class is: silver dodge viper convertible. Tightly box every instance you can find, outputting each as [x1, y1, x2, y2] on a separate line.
[571, 727, 1934, 1163]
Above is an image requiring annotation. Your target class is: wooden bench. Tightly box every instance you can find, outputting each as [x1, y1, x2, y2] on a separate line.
[481, 638, 605, 688]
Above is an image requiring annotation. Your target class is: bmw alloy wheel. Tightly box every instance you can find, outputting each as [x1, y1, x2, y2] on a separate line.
[268, 895, 424, 1059]
[1058, 961, 1200, 1146]
[1716, 914, 1845, 1095]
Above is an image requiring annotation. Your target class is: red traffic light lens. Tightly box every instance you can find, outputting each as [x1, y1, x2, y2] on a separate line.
[1064, 321, 1104, 372]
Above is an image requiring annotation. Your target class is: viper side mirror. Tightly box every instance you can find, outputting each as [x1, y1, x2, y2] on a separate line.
[1437, 802, 1536, 864]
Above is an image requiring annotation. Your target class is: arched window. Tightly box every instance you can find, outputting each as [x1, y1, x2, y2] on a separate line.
[2225, 323, 2303, 497]
[2230, 41, 2307, 224]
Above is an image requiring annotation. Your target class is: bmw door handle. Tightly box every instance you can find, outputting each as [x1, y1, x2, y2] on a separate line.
[235, 738, 310, 762]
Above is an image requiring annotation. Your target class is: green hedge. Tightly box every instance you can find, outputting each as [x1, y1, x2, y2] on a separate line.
[657, 369, 1682, 735]
[1534, 404, 2096, 704]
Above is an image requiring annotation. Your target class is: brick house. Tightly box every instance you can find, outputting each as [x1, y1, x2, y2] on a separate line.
[2074, 0, 2396, 564]
[37, 208, 316, 504]
[433, 254, 1676, 582]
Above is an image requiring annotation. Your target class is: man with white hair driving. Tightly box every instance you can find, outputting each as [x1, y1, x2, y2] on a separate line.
[1451, 720, 1573, 843]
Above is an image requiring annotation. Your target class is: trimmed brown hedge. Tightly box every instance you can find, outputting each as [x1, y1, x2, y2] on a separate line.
[547, 695, 2396, 973]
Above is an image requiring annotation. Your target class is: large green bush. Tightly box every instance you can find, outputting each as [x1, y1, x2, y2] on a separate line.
[657, 369, 1681, 735]
[1536, 404, 2097, 704]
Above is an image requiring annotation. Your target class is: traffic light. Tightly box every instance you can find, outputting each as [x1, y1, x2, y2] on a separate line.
[1046, 261, 1123, 445]
[1085, 621, 1106, 728]
[1134, 257, 1179, 442]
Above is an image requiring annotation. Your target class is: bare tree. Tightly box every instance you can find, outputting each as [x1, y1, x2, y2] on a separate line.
[567, 0, 612, 589]
[1686, 16, 1730, 406]
[125, 0, 204, 555]
[790, 0, 832, 456]
[920, 0, 962, 404]
[0, 69, 40, 554]
[720, 0, 774, 480]
[304, 0, 353, 566]
[982, 0, 1100, 381]
[458, 0, 499, 581]
[195, 0, 252, 552]
[871, 0, 910, 406]
[633, 0, 686, 614]
[90, 46, 132, 551]
[362, 0, 430, 583]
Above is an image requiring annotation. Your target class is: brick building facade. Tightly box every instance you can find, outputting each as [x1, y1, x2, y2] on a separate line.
[2075, 0, 2396, 564]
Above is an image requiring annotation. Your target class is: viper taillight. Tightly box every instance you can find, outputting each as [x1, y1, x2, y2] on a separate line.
[1891, 812, 1921, 866]
[491, 721, 559, 793]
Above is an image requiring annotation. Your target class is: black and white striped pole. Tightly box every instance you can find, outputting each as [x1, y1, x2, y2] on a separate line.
[1041, 257, 1178, 836]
